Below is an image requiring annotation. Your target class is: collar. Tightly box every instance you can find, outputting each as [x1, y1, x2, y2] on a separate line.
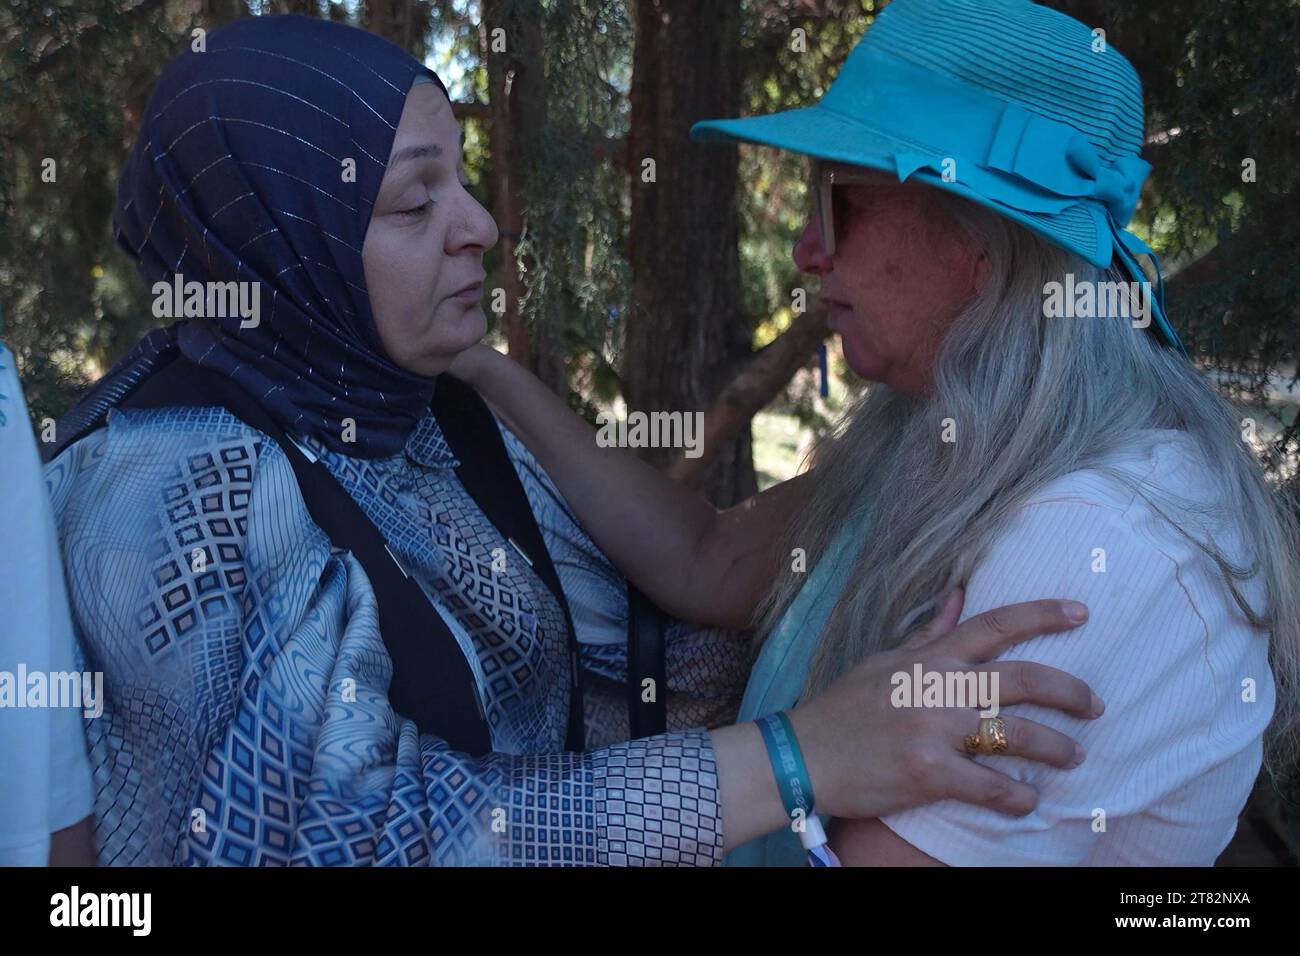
[292, 407, 459, 472]
[402, 408, 460, 471]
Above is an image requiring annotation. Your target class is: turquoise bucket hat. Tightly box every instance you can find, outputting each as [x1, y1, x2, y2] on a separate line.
[691, 0, 1185, 355]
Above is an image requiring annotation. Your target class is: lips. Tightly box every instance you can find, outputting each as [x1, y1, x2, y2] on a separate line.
[822, 297, 852, 325]
[451, 278, 485, 299]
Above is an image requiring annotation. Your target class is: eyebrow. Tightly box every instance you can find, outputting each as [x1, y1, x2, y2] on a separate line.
[389, 143, 443, 168]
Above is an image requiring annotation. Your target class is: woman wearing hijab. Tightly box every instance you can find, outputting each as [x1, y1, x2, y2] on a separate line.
[453, 0, 1300, 866]
[41, 14, 1102, 866]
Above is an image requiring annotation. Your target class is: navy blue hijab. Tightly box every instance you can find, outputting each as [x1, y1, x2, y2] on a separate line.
[113, 15, 449, 458]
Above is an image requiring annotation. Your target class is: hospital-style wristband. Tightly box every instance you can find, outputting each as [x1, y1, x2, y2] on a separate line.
[756, 711, 842, 867]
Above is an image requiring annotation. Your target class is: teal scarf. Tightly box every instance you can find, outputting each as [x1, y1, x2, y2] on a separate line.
[725, 508, 873, 866]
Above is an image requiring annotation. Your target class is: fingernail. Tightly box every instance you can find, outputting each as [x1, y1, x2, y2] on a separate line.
[1063, 601, 1088, 622]
[1072, 743, 1086, 767]
[1090, 693, 1106, 717]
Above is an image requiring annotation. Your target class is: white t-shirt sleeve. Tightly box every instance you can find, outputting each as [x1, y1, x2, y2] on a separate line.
[0, 347, 95, 865]
[877, 492, 1272, 866]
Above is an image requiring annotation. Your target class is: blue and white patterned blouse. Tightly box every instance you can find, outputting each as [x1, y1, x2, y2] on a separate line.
[44, 396, 752, 866]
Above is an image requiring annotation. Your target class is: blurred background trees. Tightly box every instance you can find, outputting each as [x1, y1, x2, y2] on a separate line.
[2, 0, 1297, 860]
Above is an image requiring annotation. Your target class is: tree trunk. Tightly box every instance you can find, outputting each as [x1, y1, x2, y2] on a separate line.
[626, 0, 754, 506]
[200, 0, 246, 30]
[361, 0, 396, 40]
[479, 0, 569, 395]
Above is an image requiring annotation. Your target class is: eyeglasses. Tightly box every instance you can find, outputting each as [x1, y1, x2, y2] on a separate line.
[814, 161, 889, 256]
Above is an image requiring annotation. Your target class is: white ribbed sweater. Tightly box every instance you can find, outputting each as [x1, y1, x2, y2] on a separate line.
[881, 429, 1275, 865]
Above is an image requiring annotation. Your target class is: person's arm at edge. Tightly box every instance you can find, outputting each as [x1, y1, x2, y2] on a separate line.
[828, 817, 946, 865]
[49, 816, 95, 866]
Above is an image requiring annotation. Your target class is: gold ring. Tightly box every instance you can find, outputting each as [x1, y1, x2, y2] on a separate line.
[964, 716, 1008, 755]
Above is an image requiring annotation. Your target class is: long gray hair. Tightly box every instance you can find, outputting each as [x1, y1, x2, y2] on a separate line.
[759, 189, 1300, 775]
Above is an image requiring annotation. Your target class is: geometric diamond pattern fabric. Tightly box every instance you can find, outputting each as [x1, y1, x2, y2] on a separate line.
[46, 390, 748, 866]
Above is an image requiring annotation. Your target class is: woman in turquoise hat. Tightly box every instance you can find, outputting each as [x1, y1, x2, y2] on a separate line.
[455, 0, 1300, 865]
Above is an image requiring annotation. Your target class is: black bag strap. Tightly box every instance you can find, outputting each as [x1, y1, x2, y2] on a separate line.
[120, 357, 495, 756]
[49, 351, 663, 751]
[431, 374, 586, 752]
[431, 377, 668, 743]
[626, 585, 667, 738]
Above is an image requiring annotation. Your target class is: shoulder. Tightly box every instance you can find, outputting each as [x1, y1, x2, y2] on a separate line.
[47, 404, 326, 588]
[1021, 428, 1207, 519]
[967, 430, 1269, 710]
[971, 429, 1264, 635]
[48, 402, 343, 711]
[876, 435, 1272, 864]
[47, 405, 272, 513]
[970, 430, 1270, 771]
[888, 431, 1273, 858]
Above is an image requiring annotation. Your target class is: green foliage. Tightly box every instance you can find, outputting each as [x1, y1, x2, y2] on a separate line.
[1, 0, 186, 426]
[4, 0, 1298, 470]
[1053, 0, 1300, 478]
[511, 0, 633, 390]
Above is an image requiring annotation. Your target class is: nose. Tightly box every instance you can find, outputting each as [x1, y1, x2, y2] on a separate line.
[447, 187, 499, 255]
[793, 212, 831, 276]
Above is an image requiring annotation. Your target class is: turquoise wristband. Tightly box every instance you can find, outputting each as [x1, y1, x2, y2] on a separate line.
[756, 711, 816, 819]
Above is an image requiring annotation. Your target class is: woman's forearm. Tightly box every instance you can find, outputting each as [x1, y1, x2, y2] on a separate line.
[460, 345, 792, 628]
[711, 722, 792, 851]
[710, 701, 855, 852]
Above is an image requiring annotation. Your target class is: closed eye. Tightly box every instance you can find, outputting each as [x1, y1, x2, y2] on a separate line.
[395, 199, 433, 218]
